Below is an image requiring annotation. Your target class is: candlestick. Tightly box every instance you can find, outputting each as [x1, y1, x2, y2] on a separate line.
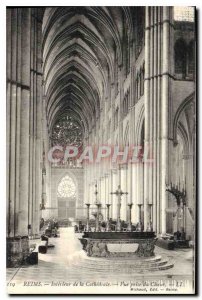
[106, 204, 111, 231]
[147, 204, 153, 232]
[137, 204, 143, 231]
[127, 203, 133, 231]
[85, 203, 91, 231]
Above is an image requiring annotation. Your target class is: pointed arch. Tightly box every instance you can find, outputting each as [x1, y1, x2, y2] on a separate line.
[173, 92, 195, 145]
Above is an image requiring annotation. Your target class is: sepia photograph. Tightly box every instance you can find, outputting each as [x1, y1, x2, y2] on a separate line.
[6, 4, 197, 295]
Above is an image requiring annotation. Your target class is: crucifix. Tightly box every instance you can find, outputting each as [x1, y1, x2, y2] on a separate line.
[110, 185, 128, 231]
[94, 182, 99, 204]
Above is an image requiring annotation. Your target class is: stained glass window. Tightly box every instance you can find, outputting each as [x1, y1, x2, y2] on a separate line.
[57, 175, 76, 198]
[51, 115, 83, 147]
[174, 7, 194, 22]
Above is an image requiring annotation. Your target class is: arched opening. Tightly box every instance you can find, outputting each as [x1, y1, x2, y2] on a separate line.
[171, 94, 195, 238]
[174, 38, 187, 79]
[57, 174, 77, 220]
[188, 40, 195, 77]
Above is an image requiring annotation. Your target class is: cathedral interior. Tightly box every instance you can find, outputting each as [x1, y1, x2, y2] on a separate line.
[6, 6, 196, 293]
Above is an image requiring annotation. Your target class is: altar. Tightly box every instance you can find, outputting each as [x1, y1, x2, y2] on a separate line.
[79, 231, 157, 258]
[78, 184, 157, 258]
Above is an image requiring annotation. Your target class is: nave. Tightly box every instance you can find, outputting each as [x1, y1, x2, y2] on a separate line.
[7, 227, 194, 294]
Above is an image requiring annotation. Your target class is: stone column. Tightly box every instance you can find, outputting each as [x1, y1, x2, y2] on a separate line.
[116, 191, 121, 231]
[7, 9, 17, 237]
[18, 9, 31, 237]
[140, 161, 144, 210]
[156, 7, 162, 235]
[148, 8, 154, 232]
[109, 170, 113, 218]
[28, 12, 35, 234]
[144, 7, 150, 229]
[127, 163, 132, 222]
[100, 177, 105, 213]
[120, 166, 127, 221]
[111, 170, 118, 219]
[104, 174, 108, 220]
[106, 174, 110, 210]
[152, 7, 158, 233]
[131, 164, 138, 223]
[13, 9, 22, 238]
[161, 7, 172, 235]
[7, 9, 33, 266]
[6, 8, 12, 237]
[33, 13, 43, 235]
[84, 164, 88, 204]
[144, 7, 173, 235]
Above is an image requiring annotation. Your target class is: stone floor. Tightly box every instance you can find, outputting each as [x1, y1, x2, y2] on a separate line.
[7, 227, 195, 294]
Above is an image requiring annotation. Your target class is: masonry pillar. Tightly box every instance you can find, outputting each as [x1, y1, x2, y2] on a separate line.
[144, 7, 150, 230]
[161, 7, 172, 235]
[120, 165, 127, 221]
[144, 7, 173, 235]
[7, 9, 17, 237]
[111, 170, 118, 220]
[18, 9, 31, 237]
[131, 163, 138, 223]
[33, 13, 43, 235]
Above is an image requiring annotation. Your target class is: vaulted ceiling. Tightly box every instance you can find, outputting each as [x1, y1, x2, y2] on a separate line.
[42, 7, 136, 141]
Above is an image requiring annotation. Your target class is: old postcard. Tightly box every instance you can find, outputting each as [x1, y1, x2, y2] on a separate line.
[6, 5, 196, 295]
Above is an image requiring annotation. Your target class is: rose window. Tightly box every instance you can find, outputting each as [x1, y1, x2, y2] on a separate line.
[57, 175, 76, 198]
